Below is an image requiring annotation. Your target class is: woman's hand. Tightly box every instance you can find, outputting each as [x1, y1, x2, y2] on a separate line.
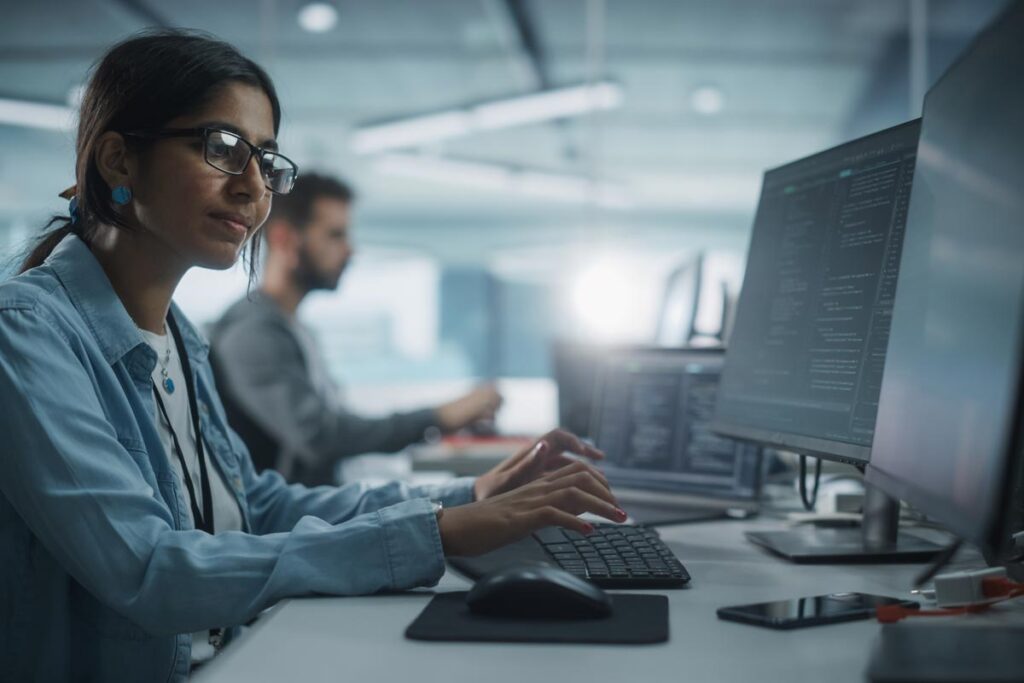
[473, 429, 607, 501]
[438, 459, 628, 557]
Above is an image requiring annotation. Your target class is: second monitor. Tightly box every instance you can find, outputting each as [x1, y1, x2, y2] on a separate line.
[713, 119, 941, 561]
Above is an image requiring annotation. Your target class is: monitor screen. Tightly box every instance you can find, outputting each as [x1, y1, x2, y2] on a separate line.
[593, 349, 761, 502]
[866, 2, 1024, 550]
[713, 120, 922, 464]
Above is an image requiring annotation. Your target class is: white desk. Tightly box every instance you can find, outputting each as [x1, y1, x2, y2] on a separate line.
[194, 518, 997, 683]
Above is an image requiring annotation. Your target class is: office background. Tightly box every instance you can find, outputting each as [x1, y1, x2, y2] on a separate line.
[0, 0, 1008, 434]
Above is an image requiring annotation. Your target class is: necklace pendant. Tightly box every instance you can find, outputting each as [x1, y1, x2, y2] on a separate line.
[163, 377, 176, 394]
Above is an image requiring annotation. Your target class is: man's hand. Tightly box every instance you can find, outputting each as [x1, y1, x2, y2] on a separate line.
[436, 384, 502, 432]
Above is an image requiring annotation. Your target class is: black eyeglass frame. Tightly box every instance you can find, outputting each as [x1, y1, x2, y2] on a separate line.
[122, 127, 298, 195]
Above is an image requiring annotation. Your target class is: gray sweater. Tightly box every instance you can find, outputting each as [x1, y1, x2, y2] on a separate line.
[209, 291, 438, 487]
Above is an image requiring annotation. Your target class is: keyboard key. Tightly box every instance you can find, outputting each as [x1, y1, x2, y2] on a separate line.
[532, 523, 689, 587]
[544, 543, 575, 554]
[534, 528, 567, 545]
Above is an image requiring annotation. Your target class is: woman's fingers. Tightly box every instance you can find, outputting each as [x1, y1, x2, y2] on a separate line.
[540, 429, 606, 461]
[528, 505, 596, 536]
[543, 484, 626, 523]
[501, 439, 546, 473]
[542, 454, 611, 491]
[540, 469, 620, 510]
[542, 459, 613, 497]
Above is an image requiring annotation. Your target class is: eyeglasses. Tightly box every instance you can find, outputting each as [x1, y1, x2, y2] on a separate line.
[123, 127, 298, 195]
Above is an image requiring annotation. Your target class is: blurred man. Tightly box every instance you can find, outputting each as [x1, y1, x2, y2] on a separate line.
[210, 173, 501, 486]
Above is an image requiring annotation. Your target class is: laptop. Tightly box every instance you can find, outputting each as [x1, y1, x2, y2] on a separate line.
[447, 347, 762, 588]
[592, 347, 762, 525]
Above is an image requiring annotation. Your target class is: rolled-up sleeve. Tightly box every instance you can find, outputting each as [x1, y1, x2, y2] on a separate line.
[0, 306, 450, 639]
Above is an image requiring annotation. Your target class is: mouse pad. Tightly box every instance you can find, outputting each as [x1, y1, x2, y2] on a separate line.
[405, 592, 668, 644]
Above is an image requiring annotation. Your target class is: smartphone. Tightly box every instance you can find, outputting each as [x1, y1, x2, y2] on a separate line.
[716, 592, 919, 630]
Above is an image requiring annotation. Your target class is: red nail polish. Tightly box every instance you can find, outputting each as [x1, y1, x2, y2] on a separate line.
[616, 508, 628, 520]
[582, 523, 595, 534]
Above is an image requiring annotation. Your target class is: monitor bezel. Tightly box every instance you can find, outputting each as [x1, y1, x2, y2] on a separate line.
[710, 118, 922, 469]
[863, 1, 1024, 555]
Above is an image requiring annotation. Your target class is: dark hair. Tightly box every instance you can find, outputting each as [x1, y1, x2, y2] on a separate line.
[20, 29, 281, 277]
[265, 172, 354, 235]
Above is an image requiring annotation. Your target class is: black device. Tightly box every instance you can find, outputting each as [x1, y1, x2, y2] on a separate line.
[711, 118, 943, 563]
[865, 0, 1024, 561]
[552, 341, 608, 440]
[464, 564, 613, 619]
[591, 347, 762, 525]
[448, 523, 690, 589]
[654, 253, 704, 346]
[867, 623, 1024, 682]
[717, 592, 918, 630]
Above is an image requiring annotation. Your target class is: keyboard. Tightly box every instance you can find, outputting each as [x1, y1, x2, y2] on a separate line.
[533, 523, 690, 588]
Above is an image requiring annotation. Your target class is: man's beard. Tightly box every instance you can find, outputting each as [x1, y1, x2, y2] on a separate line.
[295, 245, 343, 293]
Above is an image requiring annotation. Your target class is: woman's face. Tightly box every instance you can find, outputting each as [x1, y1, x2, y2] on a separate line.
[130, 81, 276, 271]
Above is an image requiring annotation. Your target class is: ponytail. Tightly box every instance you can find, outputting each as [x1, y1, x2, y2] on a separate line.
[18, 217, 76, 273]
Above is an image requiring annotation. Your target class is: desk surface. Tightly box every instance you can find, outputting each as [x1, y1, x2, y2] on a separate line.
[195, 518, 992, 683]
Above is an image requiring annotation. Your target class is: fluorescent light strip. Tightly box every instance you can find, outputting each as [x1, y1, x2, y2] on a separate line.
[0, 97, 75, 132]
[473, 82, 622, 130]
[351, 81, 622, 154]
[373, 154, 632, 209]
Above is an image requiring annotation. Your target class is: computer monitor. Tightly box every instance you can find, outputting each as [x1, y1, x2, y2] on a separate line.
[866, 0, 1024, 561]
[712, 119, 943, 561]
[654, 254, 703, 347]
[552, 341, 607, 440]
[590, 348, 762, 524]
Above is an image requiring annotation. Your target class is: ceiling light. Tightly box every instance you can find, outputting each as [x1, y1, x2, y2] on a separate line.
[690, 85, 724, 115]
[351, 81, 623, 154]
[298, 2, 338, 33]
[372, 154, 632, 209]
[0, 97, 75, 132]
[352, 112, 473, 155]
[473, 82, 622, 130]
[373, 154, 512, 190]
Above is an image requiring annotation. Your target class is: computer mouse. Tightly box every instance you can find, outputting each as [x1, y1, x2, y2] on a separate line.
[465, 564, 613, 619]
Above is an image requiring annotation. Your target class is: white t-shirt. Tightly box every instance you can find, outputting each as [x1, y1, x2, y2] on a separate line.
[140, 327, 243, 663]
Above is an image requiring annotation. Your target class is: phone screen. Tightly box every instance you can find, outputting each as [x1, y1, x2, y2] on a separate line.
[717, 593, 918, 629]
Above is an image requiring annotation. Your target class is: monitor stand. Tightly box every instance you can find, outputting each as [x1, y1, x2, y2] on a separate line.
[746, 485, 944, 563]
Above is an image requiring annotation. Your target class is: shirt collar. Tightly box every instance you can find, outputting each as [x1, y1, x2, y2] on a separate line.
[46, 234, 210, 365]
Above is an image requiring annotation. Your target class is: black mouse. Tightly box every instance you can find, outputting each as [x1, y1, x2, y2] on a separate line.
[465, 564, 613, 619]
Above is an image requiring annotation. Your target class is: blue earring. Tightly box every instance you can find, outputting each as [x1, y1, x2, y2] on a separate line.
[112, 185, 132, 205]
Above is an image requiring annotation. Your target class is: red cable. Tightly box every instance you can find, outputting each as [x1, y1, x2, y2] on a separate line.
[876, 576, 1024, 624]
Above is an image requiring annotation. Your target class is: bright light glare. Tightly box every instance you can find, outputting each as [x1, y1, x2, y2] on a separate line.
[570, 260, 636, 341]
[690, 85, 724, 115]
[298, 2, 338, 33]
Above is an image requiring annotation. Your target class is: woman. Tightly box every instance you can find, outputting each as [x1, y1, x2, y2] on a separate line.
[0, 30, 624, 681]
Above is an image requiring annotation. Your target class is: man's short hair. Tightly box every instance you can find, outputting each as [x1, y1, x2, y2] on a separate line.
[266, 172, 355, 233]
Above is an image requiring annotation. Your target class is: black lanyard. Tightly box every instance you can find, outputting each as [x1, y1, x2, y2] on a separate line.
[152, 314, 215, 535]
[152, 315, 226, 650]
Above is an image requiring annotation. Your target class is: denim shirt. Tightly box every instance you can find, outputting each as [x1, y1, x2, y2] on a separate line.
[0, 235, 475, 682]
